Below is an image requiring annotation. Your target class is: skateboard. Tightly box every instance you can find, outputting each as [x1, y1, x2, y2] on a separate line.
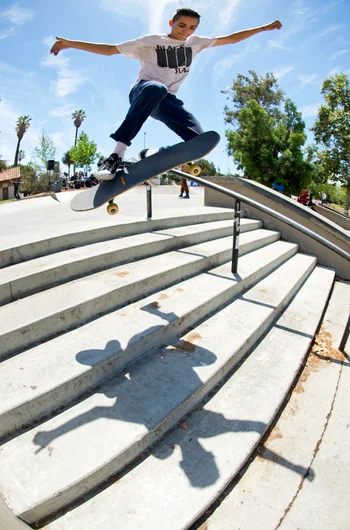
[70, 131, 220, 214]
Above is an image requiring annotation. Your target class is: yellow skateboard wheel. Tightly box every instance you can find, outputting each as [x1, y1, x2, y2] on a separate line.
[189, 165, 201, 176]
[107, 202, 119, 215]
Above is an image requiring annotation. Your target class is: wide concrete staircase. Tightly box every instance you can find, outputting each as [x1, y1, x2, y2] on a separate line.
[0, 209, 347, 529]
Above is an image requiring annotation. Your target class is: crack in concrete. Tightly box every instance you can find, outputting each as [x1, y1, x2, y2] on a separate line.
[9, 281, 15, 302]
[273, 359, 344, 529]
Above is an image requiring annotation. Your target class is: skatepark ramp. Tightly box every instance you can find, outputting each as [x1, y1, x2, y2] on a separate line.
[0, 189, 349, 530]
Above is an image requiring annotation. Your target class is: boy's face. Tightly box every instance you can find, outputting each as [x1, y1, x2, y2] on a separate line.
[168, 16, 199, 40]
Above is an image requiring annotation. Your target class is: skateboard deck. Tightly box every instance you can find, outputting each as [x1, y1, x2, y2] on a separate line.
[70, 131, 220, 213]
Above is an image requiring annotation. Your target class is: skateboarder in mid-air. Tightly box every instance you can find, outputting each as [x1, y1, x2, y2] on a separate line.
[50, 8, 282, 181]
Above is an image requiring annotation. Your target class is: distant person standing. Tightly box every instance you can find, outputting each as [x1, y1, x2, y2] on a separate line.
[179, 164, 190, 198]
[298, 189, 308, 206]
[321, 191, 327, 204]
[179, 178, 190, 198]
[13, 179, 21, 200]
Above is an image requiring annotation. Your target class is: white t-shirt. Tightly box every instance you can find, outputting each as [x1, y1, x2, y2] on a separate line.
[116, 34, 216, 94]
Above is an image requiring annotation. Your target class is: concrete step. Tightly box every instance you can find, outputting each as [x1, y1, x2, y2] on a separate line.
[27, 265, 335, 530]
[0, 229, 279, 360]
[0, 211, 234, 268]
[0, 252, 322, 525]
[1, 219, 261, 304]
[200, 279, 350, 530]
[0, 240, 298, 441]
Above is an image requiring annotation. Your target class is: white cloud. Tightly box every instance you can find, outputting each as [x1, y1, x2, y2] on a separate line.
[328, 66, 350, 77]
[49, 105, 76, 118]
[213, 54, 239, 81]
[0, 3, 34, 40]
[41, 40, 87, 97]
[328, 67, 341, 76]
[273, 65, 294, 79]
[300, 103, 320, 118]
[213, 0, 241, 33]
[55, 71, 86, 98]
[319, 24, 343, 37]
[51, 130, 73, 155]
[101, 0, 241, 34]
[330, 49, 349, 61]
[268, 40, 290, 51]
[283, 0, 341, 42]
[298, 74, 317, 88]
[1, 3, 34, 25]
[283, 0, 318, 39]
[0, 61, 24, 75]
[0, 27, 16, 40]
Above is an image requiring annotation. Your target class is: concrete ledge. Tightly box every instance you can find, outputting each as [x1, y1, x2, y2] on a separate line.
[0, 211, 234, 268]
[313, 203, 350, 230]
[204, 176, 350, 280]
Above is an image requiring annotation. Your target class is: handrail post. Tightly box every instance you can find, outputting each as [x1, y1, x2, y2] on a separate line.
[146, 182, 152, 219]
[232, 199, 241, 273]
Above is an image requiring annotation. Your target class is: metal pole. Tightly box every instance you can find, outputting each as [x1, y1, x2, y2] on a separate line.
[232, 199, 241, 273]
[146, 182, 152, 219]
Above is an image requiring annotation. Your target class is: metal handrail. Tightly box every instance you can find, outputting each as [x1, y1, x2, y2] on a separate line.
[170, 168, 350, 263]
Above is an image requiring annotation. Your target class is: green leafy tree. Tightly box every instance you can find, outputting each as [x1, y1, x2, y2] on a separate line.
[14, 116, 31, 166]
[274, 100, 313, 194]
[224, 71, 312, 195]
[18, 163, 39, 196]
[305, 144, 327, 185]
[222, 70, 284, 123]
[70, 131, 100, 173]
[196, 158, 218, 176]
[311, 73, 350, 215]
[33, 130, 56, 171]
[0, 159, 7, 171]
[226, 100, 277, 184]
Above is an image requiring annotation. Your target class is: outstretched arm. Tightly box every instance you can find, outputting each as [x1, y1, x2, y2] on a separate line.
[50, 37, 121, 56]
[213, 20, 282, 47]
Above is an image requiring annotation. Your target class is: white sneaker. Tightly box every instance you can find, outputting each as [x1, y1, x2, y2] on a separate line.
[97, 153, 123, 180]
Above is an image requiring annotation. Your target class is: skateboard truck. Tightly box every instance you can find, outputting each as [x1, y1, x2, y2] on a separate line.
[180, 163, 201, 176]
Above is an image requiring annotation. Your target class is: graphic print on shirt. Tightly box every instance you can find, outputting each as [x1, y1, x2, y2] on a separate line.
[155, 44, 193, 74]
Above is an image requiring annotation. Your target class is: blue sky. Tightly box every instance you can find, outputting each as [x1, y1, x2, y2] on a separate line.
[0, 0, 349, 174]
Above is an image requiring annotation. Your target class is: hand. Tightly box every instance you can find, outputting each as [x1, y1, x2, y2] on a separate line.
[50, 36, 70, 56]
[264, 20, 282, 31]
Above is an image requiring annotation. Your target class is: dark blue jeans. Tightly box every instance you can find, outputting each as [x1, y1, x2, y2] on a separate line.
[110, 80, 204, 146]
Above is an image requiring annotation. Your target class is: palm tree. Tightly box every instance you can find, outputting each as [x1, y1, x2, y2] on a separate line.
[72, 109, 86, 147]
[72, 110, 86, 172]
[62, 150, 73, 175]
[14, 116, 31, 166]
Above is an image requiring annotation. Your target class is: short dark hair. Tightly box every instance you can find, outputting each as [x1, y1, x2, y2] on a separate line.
[172, 8, 201, 23]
